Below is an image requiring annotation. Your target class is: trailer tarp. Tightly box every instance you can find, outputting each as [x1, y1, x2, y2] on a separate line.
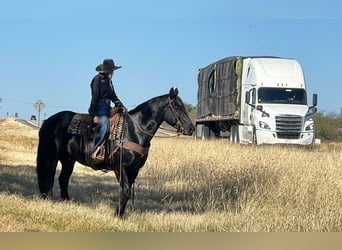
[197, 57, 242, 119]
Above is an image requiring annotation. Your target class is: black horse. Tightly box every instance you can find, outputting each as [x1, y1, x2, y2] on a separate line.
[36, 87, 194, 217]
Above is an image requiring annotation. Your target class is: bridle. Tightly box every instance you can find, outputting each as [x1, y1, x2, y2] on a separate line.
[167, 97, 185, 133]
[129, 96, 186, 137]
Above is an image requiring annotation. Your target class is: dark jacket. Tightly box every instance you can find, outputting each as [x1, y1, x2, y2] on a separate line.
[88, 73, 123, 116]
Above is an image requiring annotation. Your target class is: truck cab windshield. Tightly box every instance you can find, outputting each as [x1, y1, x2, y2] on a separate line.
[258, 87, 307, 105]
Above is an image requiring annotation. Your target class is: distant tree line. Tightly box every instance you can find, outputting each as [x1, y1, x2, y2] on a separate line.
[185, 103, 342, 142]
[312, 112, 342, 142]
[183, 103, 197, 123]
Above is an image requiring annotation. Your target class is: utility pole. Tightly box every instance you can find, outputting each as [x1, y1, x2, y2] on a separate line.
[34, 100, 45, 127]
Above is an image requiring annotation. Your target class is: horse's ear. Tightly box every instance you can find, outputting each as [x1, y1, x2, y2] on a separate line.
[169, 87, 178, 99]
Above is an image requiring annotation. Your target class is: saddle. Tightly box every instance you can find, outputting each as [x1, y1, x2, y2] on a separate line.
[67, 107, 149, 167]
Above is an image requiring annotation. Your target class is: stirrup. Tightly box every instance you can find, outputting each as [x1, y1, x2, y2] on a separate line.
[91, 145, 105, 162]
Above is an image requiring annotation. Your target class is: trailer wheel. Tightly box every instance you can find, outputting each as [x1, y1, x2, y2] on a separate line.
[195, 124, 202, 139]
[202, 124, 210, 140]
[195, 124, 210, 140]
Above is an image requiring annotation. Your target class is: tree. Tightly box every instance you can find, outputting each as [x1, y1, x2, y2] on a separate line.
[312, 112, 342, 142]
[183, 102, 197, 122]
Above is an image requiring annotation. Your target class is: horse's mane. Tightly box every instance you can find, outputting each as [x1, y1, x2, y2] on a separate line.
[128, 93, 168, 115]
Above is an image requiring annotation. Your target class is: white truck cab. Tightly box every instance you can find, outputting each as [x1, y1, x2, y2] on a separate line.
[240, 57, 317, 145]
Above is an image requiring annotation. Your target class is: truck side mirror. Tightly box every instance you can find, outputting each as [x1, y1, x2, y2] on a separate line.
[245, 91, 250, 104]
[312, 93, 317, 107]
[307, 93, 318, 116]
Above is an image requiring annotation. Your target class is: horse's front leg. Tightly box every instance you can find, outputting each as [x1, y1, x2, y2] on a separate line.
[115, 169, 131, 218]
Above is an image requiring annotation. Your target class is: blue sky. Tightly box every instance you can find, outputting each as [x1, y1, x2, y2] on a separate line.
[0, 0, 341, 119]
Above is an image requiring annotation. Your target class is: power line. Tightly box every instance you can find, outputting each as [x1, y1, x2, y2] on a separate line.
[0, 97, 137, 110]
[0, 97, 87, 110]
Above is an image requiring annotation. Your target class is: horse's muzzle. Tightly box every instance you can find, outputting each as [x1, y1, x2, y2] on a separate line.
[180, 124, 194, 136]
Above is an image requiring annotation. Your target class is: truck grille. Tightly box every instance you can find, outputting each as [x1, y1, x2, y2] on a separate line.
[275, 115, 303, 139]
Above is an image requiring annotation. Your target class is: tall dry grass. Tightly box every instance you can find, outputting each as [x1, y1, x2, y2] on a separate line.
[0, 118, 341, 231]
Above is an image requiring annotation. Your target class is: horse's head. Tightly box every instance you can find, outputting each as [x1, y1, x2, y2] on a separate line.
[164, 87, 194, 136]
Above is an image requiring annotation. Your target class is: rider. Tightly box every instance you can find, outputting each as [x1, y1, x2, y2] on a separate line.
[88, 58, 125, 161]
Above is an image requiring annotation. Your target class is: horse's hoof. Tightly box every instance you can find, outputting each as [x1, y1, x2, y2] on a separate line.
[41, 193, 52, 200]
[115, 208, 125, 218]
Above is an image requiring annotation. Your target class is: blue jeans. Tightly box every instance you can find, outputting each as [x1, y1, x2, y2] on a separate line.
[93, 102, 110, 151]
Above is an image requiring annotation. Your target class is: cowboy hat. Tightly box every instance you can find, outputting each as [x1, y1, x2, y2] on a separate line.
[95, 58, 122, 72]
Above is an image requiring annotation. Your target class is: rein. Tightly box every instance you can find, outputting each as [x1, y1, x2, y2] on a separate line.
[113, 95, 186, 163]
[167, 97, 185, 133]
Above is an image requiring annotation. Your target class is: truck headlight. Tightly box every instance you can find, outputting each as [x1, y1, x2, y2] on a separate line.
[259, 121, 270, 130]
[305, 123, 315, 131]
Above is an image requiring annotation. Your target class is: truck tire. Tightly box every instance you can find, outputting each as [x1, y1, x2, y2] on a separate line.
[195, 124, 210, 140]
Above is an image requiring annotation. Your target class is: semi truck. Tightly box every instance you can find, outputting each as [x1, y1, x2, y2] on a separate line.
[195, 56, 318, 145]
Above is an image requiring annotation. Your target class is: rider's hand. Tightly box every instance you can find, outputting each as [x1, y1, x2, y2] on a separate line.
[93, 116, 99, 124]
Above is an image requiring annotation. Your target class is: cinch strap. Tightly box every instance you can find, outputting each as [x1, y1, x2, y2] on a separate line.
[122, 141, 149, 157]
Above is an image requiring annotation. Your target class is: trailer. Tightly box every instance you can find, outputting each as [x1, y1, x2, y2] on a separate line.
[195, 56, 318, 145]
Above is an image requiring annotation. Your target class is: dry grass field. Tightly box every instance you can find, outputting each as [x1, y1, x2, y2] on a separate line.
[0, 118, 341, 231]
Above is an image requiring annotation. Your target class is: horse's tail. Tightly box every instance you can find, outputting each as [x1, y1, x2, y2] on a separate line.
[36, 111, 75, 198]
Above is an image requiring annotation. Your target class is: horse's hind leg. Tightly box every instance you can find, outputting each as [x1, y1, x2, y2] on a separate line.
[37, 157, 58, 199]
[58, 156, 75, 200]
[37, 133, 60, 199]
